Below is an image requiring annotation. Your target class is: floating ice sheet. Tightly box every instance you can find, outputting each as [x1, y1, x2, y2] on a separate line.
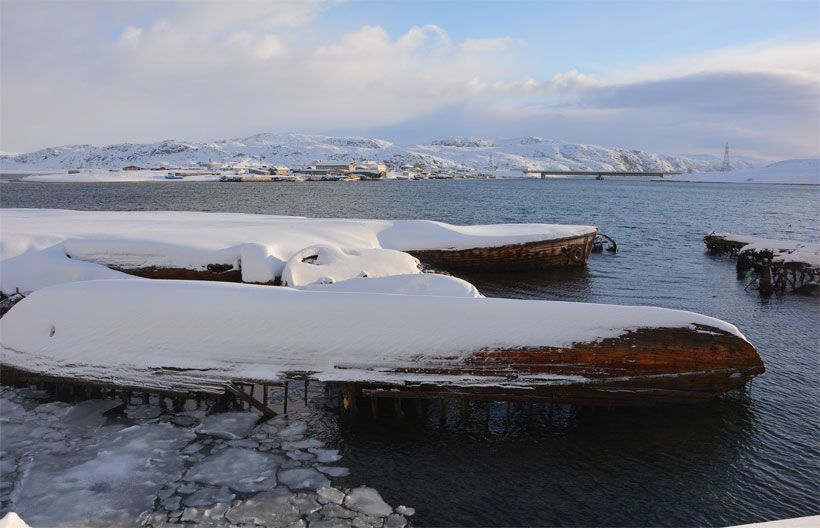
[184, 448, 282, 493]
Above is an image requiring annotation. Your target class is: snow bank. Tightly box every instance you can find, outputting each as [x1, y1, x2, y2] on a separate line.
[662, 159, 819, 184]
[0, 279, 746, 388]
[294, 274, 482, 298]
[0, 513, 30, 528]
[728, 515, 820, 528]
[0, 209, 595, 294]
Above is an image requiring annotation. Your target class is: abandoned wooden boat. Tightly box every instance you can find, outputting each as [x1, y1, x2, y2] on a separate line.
[407, 229, 598, 272]
[0, 280, 764, 407]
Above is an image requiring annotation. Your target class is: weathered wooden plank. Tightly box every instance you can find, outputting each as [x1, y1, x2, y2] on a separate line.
[226, 383, 277, 417]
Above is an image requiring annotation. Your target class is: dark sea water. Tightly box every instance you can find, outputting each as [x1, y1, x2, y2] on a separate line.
[2, 178, 818, 527]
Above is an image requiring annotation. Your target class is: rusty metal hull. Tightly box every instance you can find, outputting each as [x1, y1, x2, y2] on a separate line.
[355, 325, 765, 406]
[408, 231, 598, 272]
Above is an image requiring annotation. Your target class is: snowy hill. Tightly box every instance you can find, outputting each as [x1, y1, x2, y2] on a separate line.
[662, 158, 820, 184]
[0, 133, 766, 173]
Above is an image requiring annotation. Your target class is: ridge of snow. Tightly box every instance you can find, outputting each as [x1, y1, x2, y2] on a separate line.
[0, 133, 768, 173]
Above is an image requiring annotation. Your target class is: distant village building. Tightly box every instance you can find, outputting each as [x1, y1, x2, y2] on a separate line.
[247, 168, 269, 176]
[353, 160, 386, 179]
[310, 161, 355, 174]
[269, 166, 291, 176]
[122, 165, 142, 171]
[296, 168, 333, 177]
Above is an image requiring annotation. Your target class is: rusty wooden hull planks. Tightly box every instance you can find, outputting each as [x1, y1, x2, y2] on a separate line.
[408, 230, 598, 272]
[110, 264, 243, 282]
[0, 324, 762, 407]
[353, 325, 764, 406]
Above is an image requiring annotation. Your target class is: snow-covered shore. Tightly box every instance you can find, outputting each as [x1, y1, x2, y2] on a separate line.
[10, 169, 222, 183]
[660, 159, 819, 185]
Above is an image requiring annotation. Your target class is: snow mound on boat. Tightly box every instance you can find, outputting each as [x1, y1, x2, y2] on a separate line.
[0, 209, 596, 294]
[0, 279, 747, 388]
[294, 274, 482, 298]
[281, 245, 421, 287]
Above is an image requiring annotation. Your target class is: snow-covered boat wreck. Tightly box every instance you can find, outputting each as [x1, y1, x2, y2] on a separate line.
[0, 209, 764, 408]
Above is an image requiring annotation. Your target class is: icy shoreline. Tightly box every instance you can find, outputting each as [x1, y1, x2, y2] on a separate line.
[0, 385, 414, 527]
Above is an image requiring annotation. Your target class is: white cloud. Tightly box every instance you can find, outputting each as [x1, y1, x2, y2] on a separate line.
[491, 70, 605, 96]
[1, 0, 817, 159]
[606, 40, 820, 84]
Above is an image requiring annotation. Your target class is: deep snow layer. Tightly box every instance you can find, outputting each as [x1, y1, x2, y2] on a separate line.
[0, 133, 766, 174]
[0, 279, 746, 389]
[0, 209, 595, 294]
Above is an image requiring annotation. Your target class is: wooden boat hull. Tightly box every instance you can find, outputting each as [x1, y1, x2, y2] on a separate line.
[408, 231, 598, 272]
[2, 323, 762, 407]
[0, 280, 763, 407]
[346, 325, 765, 406]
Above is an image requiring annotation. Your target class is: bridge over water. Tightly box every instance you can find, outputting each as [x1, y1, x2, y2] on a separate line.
[531, 170, 682, 179]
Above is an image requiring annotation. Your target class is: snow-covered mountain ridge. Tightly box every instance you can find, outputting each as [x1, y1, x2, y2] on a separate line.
[0, 133, 766, 173]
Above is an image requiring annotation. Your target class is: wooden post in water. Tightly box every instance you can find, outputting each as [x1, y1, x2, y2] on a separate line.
[759, 265, 774, 297]
[304, 380, 309, 406]
[339, 385, 357, 420]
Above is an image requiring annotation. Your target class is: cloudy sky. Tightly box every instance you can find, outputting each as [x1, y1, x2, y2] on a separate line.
[1, 0, 818, 159]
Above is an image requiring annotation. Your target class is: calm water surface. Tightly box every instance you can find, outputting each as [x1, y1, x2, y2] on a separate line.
[2, 179, 818, 526]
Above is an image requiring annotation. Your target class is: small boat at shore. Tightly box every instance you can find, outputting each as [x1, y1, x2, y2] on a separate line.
[165, 172, 183, 180]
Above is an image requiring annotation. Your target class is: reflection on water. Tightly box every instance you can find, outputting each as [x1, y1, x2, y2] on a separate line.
[462, 265, 596, 301]
[331, 393, 760, 527]
[1, 179, 818, 526]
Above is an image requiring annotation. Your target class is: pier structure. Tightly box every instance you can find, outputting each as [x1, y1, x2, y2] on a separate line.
[0, 367, 617, 426]
[704, 232, 819, 296]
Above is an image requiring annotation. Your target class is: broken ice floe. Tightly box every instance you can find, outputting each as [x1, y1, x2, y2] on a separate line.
[0, 387, 413, 527]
